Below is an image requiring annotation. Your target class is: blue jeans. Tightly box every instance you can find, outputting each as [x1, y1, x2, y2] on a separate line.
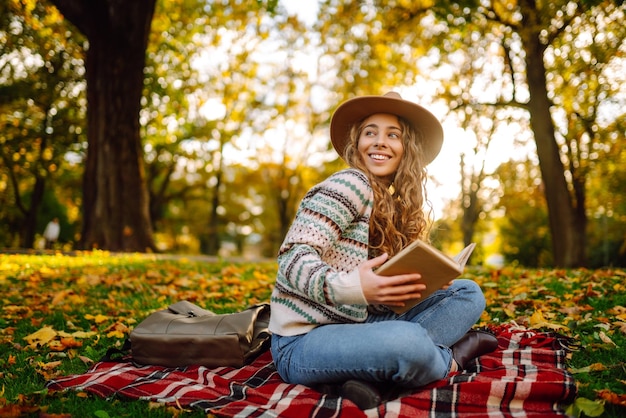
[270, 279, 485, 389]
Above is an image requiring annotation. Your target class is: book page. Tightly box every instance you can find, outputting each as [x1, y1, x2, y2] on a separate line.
[452, 243, 476, 268]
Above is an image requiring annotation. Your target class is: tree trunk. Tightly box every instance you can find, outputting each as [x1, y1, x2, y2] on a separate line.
[459, 155, 477, 249]
[21, 177, 46, 249]
[204, 153, 223, 256]
[518, 5, 586, 267]
[462, 188, 481, 248]
[51, 0, 157, 251]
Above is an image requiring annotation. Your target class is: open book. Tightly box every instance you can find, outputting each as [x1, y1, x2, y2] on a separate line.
[376, 241, 476, 314]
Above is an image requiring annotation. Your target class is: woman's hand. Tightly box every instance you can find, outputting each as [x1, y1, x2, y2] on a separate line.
[441, 280, 454, 290]
[359, 254, 426, 307]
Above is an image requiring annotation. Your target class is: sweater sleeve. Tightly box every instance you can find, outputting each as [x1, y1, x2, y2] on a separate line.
[276, 169, 371, 307]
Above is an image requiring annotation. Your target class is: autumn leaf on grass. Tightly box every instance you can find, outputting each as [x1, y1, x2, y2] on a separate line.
[597, 331, 618, 347]
[0, 404, 41, 416]
[76, 273, 104, 287]
[24, 326, 57, 348]
[566, 397, 605, 418]
[49, 337, 83, 352]
[502, 303, 517, 318]
[529, 310, 568, 331]
[37, 266, 57, 277]
[38, 360, 62, 370]
[570, 363, 607, 374]
[173, 277, 193, 287]
[24, 326, 97, 351]
[558, 304, 593, 318]
[58, 330, 97, 339]
[36, 360, 63, 380]
[596, 389, 626, 407]
[103, 322, 130, 339]
[608, 306, 626, 321]
[85, 313, 110, 324]
[78, 355, 95, 365]
[51, 289, 74, 306]
[585, 283, 602, 297]
[614, 321, 626, 334]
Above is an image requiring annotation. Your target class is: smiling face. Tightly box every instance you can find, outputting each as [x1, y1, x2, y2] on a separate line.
[356, 113, 404, 184]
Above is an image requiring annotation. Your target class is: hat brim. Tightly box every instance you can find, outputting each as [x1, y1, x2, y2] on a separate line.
[330, 94, 443, 164]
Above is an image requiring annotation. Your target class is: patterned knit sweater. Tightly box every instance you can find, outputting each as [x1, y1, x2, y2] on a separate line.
[269, 168, 373, 336]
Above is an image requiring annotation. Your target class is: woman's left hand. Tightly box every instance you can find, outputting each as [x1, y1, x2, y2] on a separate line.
[358, 253, 426, 307]
[441, 280, 454, 290]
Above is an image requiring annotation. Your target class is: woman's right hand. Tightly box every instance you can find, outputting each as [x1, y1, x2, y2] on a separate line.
[358, 254, 426, 307]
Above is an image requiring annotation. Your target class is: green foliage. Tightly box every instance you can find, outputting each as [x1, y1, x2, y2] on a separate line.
[2, 0, 626, 268]
[0, 0, 86, 248]
[492, 160, 553, 267]
[36, 189, 74, 242]
[585, 123, 626, 268]
[140, 0, 328, 255]
[343, 0, 626, 267]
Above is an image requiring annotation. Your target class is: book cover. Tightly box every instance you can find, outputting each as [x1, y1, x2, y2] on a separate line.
[376, 241, 476, 314]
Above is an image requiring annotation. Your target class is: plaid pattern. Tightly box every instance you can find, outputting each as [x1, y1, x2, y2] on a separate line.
[46, 325, 577, 417]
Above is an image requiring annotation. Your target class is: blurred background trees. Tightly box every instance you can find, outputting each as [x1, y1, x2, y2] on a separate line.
[1, 0, 624, 268]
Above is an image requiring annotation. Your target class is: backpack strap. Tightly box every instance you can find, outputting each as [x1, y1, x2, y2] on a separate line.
[100, 338, 132, 362]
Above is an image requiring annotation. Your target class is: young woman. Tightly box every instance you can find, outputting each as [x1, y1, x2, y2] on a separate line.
[268, 92, 498, 409]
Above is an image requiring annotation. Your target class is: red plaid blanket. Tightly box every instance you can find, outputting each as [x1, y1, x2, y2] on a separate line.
[46, 325, 577, 417]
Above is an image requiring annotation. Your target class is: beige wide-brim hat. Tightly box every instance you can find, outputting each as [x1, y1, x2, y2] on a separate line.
[330, 91, 444, 164]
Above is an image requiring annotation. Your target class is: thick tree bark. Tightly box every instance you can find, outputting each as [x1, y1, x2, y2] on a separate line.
[459, 155, 480, 250]
[21, 177, 45, 249]
[204, 166, 222, 256]
[518, 4, 586, 267]
[50, 0, 156, 251]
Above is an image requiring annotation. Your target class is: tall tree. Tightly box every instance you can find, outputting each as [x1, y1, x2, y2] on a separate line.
[140, 0, 211, 236]
[49, 0, 156, 251]
[316, 0, 626, 267]
[495, 159, 552, 267]
[180, 8, 321, 255]
[432, 0, 626, 266]
[585, 117, 626, 267]
[482, 0, 585, 267]
[458, 113, 495, 249]
[0, 0, 85, 248]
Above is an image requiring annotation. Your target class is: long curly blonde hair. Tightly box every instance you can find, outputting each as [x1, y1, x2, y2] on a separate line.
[343, 116, 431, 258]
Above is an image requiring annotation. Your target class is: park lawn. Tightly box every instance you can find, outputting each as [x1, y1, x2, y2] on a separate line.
[0, 252, 625, 417]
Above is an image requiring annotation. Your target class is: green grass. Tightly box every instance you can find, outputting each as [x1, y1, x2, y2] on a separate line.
[1, 252, 625, 417]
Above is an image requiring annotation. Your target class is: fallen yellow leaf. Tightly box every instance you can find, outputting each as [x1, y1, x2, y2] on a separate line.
[73, 330, 98, 338]
[57, 330, 97, 339]
[38, 360, 62, 370]
[529, 309, 569, 331]
[51, 289, 73, 306]
[608, 306, 626, 320]
[530, 310, 547, 326]
[106, 330, 126, 339]
[23, 326, 57, 348]
[85, 314, 109, 324]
